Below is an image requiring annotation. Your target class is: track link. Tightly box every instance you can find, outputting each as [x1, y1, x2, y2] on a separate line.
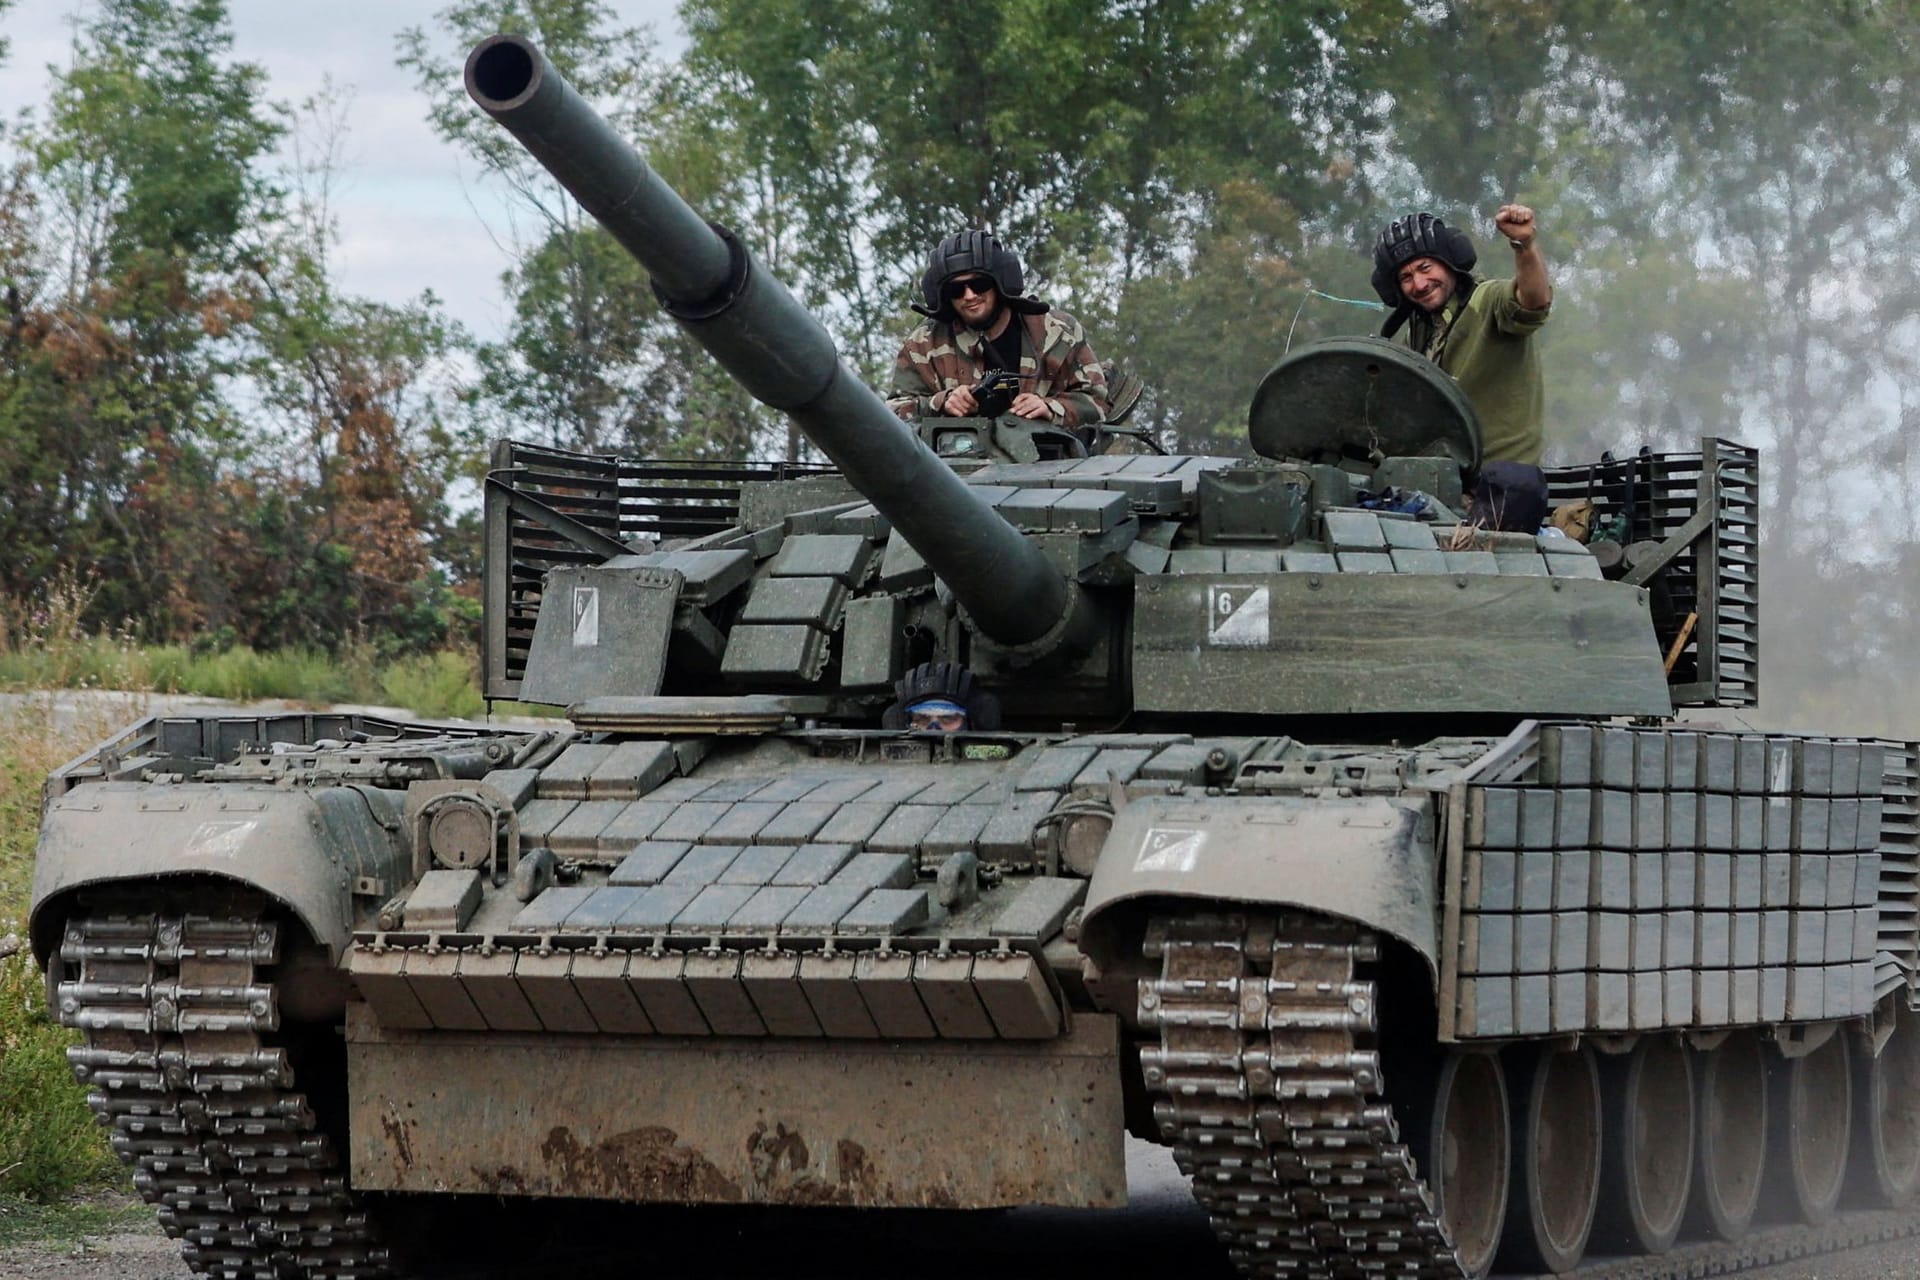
[1140, 910, 1465, 1277]
[57, 908, 394, 1280]
[1137, 909, 1920, 1280]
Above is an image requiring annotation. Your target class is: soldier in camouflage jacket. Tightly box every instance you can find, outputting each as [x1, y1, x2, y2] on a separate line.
[886, 230, 1110, 430]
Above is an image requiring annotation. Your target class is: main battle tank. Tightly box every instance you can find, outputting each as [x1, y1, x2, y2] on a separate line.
[29, 32, 1920, 1280]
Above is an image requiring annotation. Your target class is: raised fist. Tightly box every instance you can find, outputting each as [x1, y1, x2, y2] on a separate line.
[1495, 204, 1536, 248]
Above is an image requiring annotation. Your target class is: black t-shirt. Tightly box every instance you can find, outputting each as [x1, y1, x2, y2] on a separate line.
[983, 316, 1024, 373]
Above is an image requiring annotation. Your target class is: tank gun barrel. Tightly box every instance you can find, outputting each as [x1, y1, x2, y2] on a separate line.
[464, 34, 1075, 650]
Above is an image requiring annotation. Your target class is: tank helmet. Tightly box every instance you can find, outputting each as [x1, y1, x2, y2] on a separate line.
[881, 662, 1002, 731]
[1370, 212, 1478, 307]
[917, 230, 1044, 319]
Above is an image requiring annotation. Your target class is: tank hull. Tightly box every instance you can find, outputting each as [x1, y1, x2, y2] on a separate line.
[31, 712, 1920, 1278]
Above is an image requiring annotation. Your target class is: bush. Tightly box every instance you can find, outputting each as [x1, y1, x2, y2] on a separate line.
[381, 650, 487, 720]
[0, 715, 120, 1201]
[0, 954, 116, 1200]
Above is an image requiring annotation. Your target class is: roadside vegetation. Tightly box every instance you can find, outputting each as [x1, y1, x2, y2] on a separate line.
[0, 703, 124, 1204]
[0, 1188, 155, 1251]
[0, 581, 541, 1208]
[0, 575, 511, 722]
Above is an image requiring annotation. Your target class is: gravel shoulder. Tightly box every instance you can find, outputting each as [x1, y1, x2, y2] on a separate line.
[0, 1193, 188, 1280]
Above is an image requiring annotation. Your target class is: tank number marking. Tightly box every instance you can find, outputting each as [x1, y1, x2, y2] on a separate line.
[1137, 827, 1207, 873]
[185, 819, 258, 860]
[1206, 585, 1269, 648]
[572, 586, 600, 647]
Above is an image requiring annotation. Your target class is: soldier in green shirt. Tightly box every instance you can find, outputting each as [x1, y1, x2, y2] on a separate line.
[1370, 206, 1554, 467]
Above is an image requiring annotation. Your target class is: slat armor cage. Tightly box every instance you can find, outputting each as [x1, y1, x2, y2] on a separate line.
[1545, 437, 1759, 707]
[482, 440, 832, 700]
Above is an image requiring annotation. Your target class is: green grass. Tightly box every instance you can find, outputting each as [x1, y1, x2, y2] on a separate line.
[0, 636, 559, 723]
[380, 650, 490, 721]
[0, 639, 433, 712]
[0, 709, 123, 1203]
[0, 574, 565, 722]
[0, 954, 120, 1201]
[0, 1190, 155, 1249]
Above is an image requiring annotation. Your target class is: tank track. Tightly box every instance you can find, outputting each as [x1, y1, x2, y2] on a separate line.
[1140, 910, 1466, 1277]
[1137, 909, 1920, 1280]
[56, 908, 394, 1280]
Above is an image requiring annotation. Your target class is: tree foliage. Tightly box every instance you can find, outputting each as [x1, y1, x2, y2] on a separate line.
[0, 0, 1915, 729]
[399, 0, 771, 457]
[0, 1, 471, 654]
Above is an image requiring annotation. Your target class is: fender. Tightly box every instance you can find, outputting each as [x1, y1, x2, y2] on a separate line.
[31, 781, 410, 964]
[1079, 792, 1441, 976]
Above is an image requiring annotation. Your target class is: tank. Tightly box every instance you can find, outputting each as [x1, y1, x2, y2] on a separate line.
[29, 32, 1920, 1280]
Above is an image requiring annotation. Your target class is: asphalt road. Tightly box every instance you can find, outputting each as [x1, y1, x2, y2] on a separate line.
[11, 1142, 1920, 1280]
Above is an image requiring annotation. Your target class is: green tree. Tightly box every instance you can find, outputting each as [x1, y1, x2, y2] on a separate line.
[239, 89, 475, 653]
[673, 0, 1407, 454]
[1361, 1, 1920, 724]
[4, 0, 280, 636]
[400, 0, 772, 458]
[1609, 0, 1920, 724]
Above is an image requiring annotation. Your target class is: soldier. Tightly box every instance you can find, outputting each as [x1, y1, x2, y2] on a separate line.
[887, 230, 1110, 430]
[1371, 206, 1553, 468]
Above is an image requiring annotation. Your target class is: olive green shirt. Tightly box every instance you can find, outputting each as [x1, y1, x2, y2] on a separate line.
[1402, 277, 1551, 465]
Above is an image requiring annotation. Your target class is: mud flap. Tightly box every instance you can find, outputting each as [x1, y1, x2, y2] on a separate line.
[346, 1005, 1126, 1209]
[1080, 793, 1440, 975]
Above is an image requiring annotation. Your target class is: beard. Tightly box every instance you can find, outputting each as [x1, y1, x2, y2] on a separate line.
[960, 303, 1005, 331]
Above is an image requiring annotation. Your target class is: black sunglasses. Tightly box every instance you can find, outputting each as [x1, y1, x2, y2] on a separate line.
[943, 276, 995, 300]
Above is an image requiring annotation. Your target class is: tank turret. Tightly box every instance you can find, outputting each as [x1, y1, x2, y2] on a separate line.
[469, 36, 1764, 729]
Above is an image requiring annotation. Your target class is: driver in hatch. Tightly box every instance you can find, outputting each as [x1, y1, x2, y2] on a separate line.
[882, 663, 1002, 733]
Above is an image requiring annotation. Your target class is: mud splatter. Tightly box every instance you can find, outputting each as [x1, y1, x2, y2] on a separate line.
[835, 1139, 879, 1199]
[469, 1164, 530, 1195]
[379, 1106, 414, 1172]
[747, 1122, 811, 1180]
[540, 1125, 742, 1202]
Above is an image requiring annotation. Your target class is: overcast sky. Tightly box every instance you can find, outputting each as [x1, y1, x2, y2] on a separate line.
[0, 1, 686, 341]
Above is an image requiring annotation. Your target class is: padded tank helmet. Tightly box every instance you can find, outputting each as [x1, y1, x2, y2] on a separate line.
[881, 662, 1003, 731]
[1370, 212, 1478, 308]
[917, 230, 1045, 319]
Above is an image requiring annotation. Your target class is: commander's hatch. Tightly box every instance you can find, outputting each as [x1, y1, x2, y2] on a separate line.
[1248, 336, 1481, 472]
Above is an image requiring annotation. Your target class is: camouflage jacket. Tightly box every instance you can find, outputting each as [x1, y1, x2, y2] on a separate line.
[886, 309, 1110, 428]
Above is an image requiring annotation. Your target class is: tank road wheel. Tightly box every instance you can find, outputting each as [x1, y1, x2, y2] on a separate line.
[1406, 1049, 1509, 1278]
[1853, 1009, 1920, 1207]
[1593, 1037, 1695, 1255]
[1766, 1031, 1853, 1225]
[1498, 1043, 1601, 1274]
[1687, 1031, 1768, 1241]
